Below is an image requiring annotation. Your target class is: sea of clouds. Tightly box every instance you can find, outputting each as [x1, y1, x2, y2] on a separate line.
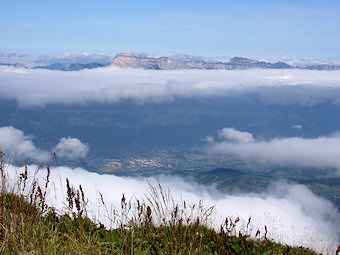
[1, 67, 340, 253]
[3, 163, 339, 254]
[1, 66, 340, 106]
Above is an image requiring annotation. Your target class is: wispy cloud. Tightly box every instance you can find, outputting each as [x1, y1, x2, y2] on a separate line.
[292, 124, 302, 129]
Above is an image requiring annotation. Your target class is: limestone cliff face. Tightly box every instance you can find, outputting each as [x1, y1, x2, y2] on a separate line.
[110, 53, 298, 70]
[110, 53, 227, 70]
[110, 53, 152, 69]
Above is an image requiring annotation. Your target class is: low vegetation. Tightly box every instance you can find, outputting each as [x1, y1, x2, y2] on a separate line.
[0, 151, 328, 254]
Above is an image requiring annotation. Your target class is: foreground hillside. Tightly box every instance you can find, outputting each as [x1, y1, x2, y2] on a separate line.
[0, 195, 320, 254]
[0, 153, 325, 254]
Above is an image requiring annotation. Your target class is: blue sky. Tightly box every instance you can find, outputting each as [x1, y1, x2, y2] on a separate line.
[1, 0, 340, 59]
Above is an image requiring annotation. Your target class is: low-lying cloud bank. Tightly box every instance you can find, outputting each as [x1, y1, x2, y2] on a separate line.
[208, 128, 340, 173]
[0, 126, 88, 162]
[1, 66, 340, 106]
[4, 164, 339, 254]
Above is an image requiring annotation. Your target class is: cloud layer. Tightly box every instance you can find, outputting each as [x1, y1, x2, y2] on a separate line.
[1, 67, 340, 106]
[4, 164, 339, 254]
[0, 126, 88, 162]
[209, 128, 340, 173]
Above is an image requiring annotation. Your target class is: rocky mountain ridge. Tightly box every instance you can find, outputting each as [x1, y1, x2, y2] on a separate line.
[33, 62, 105, 71]
[110, 53, 294, 70]
[110, 53, 340, 70]
[2, 53, 340, 71]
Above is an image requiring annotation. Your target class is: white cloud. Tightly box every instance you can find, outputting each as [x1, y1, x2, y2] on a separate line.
[209, 128, 340, 172]
[0, 126, 50, 162]
[217, 127, 254, 143]
[1, 67, 340, 106]
[292, 124, 302, 129]
[54, 137, 89, 160]
[4, 164, 339, 254]
[0, 126, 89, 162]
[204, 135, 215, 143]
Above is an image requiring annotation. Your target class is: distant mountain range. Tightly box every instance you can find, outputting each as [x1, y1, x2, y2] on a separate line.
[32, 62, 105, 71]
[2, 53, 340, 71]
[110, 53, 294, 70]
[110, 53, 340, 70]
[0, 63, 26, 68]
